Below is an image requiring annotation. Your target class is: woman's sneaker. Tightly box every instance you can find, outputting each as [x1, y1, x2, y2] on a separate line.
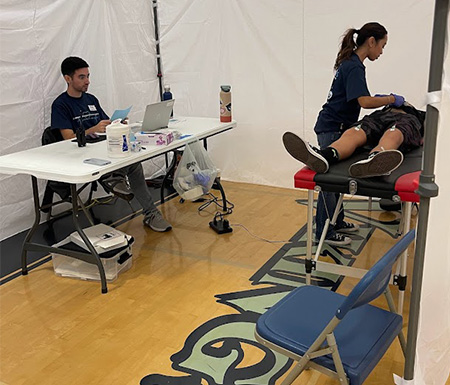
[323, 233, 352, 246]
[348, 150, 403, 178]
[334, 221, 360, 233]
[282, 132, 329, 173]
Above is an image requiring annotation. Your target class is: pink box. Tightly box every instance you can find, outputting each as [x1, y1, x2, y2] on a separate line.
[134, 131, 174, 146]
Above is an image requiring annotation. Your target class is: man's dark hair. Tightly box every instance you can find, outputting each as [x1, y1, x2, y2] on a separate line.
[61, 57, 89, 77]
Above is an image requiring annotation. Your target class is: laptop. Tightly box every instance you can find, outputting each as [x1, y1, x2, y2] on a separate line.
[141, 99, 175, 132]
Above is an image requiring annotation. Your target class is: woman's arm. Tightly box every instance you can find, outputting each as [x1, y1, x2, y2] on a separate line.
[358, 95, 395, 109]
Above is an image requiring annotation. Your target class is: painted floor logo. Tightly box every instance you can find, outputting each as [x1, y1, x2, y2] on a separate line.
[140, 200, 401, 385]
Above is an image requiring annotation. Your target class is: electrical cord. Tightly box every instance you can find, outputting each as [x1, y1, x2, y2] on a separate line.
[197, 192, 234, 216]
[210, 210, 292, 244]
[229, 223, 293, 244]
[204, 193, 291, 243]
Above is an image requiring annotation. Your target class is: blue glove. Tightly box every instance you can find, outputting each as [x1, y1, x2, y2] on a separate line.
[390, 93, 405, 107]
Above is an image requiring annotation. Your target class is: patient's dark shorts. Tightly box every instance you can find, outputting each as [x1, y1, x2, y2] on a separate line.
[353, 110, 422, 153]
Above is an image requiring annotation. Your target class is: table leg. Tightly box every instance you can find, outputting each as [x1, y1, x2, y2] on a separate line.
[305, 190, 314, 285]
[70, 184, 108, 293]
[21, 176, 41, 275]
[160, 150, 179, 204]
[396, 202, 412, 314]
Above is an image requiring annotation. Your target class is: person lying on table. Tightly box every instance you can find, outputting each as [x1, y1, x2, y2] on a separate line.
[283, 101, 425, 178]
[51, 56, 172, 232]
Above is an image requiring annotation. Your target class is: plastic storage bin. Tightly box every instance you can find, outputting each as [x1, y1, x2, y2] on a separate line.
[52, 236, 133, 282]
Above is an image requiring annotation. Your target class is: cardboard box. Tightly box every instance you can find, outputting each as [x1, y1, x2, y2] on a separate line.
[135, 131, 174, 146]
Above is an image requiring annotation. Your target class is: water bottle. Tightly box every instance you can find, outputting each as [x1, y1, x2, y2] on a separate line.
[163, 85, 173, 117]
[220, 85, 231, 122]
[76, 114, 86, 147]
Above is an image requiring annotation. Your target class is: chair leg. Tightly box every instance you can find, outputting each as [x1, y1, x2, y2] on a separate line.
[281, 354, 311, 385]
[384, 287, 407, 356]
[326, 333, 349, 385]
[77, 194, 95, 226]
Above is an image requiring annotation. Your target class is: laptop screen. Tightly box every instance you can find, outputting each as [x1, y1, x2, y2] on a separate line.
[141, 100, 175, 132]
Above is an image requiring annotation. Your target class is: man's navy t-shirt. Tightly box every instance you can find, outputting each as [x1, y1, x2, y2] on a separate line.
[314, 53, 370, 134]
[51, 92, 109, 132]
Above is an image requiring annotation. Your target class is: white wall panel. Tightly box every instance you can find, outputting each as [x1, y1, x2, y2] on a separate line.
[0, 0, 157, 240]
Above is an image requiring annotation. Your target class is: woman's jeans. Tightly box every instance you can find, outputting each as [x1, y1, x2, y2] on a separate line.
[315, 131, 345, 240]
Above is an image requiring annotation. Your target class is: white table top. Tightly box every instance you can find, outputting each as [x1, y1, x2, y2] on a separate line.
[0, 117, 235, 184]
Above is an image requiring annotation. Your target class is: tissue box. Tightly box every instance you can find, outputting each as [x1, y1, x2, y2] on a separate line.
[135, 131, 174, 146]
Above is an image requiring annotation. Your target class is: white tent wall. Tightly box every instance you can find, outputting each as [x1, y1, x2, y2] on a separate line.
[0, 0, 160, 241]
[159, 0, 434, 189]
[0, 0, 448, 383]
[159, 0, 306, 187]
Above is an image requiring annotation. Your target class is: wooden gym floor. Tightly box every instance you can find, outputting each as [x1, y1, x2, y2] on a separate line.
[0, 181, 448, 385]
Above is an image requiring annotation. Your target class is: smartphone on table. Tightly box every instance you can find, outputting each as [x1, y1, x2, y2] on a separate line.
[83, 158, 111, 166]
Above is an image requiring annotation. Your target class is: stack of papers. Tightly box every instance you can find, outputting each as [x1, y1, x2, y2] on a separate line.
[70, 224, 130, 254]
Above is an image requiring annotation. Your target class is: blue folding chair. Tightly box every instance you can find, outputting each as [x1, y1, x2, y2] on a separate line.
[255, 230, 415, 385]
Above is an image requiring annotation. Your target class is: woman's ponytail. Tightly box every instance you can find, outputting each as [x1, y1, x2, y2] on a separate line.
[334, 28, 358, 70]
[334, 22, 387, 70]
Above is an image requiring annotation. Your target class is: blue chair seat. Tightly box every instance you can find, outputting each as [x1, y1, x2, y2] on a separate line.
[256, 285, 403, 385]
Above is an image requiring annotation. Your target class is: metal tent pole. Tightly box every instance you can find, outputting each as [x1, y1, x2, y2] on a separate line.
[404, 0, 449, 380]
[152, 0, 164, 100]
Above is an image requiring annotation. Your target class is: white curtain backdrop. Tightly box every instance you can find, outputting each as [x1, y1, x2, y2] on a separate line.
[0, 0, 160, 241]
[0, 1, 448, 383]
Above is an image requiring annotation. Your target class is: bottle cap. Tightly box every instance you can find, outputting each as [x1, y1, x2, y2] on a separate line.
[220, 85, 231, 92]
[164, 85, 171, 92]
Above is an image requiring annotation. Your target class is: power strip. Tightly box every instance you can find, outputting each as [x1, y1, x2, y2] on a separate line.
[209, 218, 233, 234]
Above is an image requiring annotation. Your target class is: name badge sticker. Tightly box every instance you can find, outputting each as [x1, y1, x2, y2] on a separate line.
[88, 105, 97, 112]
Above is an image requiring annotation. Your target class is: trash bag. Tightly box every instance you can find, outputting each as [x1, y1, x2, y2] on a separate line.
[173, 140, 218, 201]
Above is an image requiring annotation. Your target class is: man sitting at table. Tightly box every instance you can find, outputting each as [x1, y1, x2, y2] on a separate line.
[50, 56, 172, 232]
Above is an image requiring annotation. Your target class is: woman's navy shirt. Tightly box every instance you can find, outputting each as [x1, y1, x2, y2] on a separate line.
[314, 53, 370, 134]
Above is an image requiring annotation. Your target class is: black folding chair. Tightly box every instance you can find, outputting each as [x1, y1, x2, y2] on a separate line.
[40, 127, 104, 223]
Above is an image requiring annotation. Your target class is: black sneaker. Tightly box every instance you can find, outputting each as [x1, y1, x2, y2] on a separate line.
[99, 174, 134, 201]
[348, 150, 403, 178]
[282, 132, 329, 173]
[323, 233, 352, 246]
[335, 221, 360, 233]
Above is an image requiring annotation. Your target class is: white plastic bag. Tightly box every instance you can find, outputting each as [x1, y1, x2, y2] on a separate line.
[173, 140, 218, 201]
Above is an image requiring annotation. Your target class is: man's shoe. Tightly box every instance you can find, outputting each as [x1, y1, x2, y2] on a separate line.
[99, 175, 134, 201]
[348, 150, 403, 178]
[335, 221, 360, 233]
[323, 233, 352, 246]
[143, 209, 172, 232]
[282, 132, 329, 173]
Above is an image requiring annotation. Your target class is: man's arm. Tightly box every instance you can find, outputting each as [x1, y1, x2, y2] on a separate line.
[59, 120, 111, 140]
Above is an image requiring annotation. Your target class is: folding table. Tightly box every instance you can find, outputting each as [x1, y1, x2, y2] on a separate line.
[0, 117, 236, 293]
